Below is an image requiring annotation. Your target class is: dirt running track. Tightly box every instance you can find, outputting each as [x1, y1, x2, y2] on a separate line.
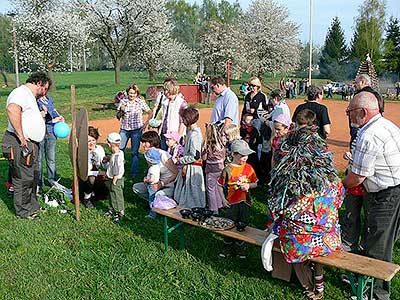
[90, 99, 400, 172]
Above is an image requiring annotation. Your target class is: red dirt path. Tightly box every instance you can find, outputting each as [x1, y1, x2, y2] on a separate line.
[90, 99, 400, 172]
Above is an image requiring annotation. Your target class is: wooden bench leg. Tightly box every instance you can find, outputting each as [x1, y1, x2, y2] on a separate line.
[162, 216, 185, 253]
[349, 274, 375, 300]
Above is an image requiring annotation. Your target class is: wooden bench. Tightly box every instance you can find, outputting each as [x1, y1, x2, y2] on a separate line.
[153, 207, 400, 300]
[96, 102, 116, 111]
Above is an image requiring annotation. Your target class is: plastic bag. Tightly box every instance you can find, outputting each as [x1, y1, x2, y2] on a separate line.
[152, 195, 177, 210]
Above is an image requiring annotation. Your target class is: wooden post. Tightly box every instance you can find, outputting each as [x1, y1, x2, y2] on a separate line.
[226, 60, 231, 87]
[71, 85, 81, 221]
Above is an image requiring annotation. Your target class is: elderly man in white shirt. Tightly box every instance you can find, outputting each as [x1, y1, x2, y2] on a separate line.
[343, 91, 400, 300]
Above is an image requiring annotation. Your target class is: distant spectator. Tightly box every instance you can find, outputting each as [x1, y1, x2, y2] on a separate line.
[241, 76, 268, 130]
[326, 81, 333, 99]
[292, 85, 331, 139]
[117, 84, 153, 177]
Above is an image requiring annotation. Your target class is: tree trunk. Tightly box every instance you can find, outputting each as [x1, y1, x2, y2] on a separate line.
[47, 63, 56, 91]
[114, 58, 121, 85]
[148, 63, 156, 81]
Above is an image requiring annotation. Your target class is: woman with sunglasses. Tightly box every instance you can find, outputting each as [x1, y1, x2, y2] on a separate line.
[241, 77, 268, 131]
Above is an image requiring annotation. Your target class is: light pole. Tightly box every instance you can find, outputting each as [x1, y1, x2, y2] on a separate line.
[308, 0, 313, 84]
[7, 12, 19, 87]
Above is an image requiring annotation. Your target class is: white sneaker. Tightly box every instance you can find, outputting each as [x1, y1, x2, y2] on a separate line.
[44, 195, 59, 207]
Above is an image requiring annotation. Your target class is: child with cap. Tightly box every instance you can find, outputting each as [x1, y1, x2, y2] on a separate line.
[105, 132, 125, 222]
[164, 131, 184, 170]
[143, 148, 162, 218]
[217, 139, 258, 259]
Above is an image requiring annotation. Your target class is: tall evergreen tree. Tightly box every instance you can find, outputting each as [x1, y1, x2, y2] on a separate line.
[350, 0, 386, 72]
[319, 16, 347, 80]
[383, 17, 400, 73]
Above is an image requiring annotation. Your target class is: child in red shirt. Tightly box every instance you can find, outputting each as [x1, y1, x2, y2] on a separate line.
[218, 139, 258, 259]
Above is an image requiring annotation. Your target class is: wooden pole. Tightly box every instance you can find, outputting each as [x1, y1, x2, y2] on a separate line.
[71, 85, 81, 221]
[308, 0, 313, 84]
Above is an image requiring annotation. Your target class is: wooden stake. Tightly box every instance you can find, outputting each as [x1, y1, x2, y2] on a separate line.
[71, 85, 81, 221]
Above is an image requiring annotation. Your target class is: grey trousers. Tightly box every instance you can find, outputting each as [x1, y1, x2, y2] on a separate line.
[363, 185, 400, 300]
[340, 193, 366, 252]
[2, 131, 40, 217]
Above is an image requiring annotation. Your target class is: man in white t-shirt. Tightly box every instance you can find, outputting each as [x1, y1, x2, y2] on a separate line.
[2, 71, 51, 219]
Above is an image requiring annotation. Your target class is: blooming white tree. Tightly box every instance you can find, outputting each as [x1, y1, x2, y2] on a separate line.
[75, 0, 180, 83]
[201, 20, 247, 76]
[12, 0, 90, 86]
[241, 0, 301, 77]
[131, 7, 195, 80]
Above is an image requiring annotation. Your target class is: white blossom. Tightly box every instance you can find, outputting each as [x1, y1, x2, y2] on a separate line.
[240, 0, 301, 76]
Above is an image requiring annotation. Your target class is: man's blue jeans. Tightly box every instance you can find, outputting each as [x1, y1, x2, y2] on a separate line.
[119, 128, 142, 177]
[38, 131, 59, 187]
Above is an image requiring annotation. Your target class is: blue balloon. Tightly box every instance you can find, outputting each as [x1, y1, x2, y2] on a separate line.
[54, 122, 70, 138]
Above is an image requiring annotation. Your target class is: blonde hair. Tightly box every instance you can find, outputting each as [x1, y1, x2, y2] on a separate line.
[163, 80, 180, 96]
[204, 123, 224, 153]
[249, 76, 262, 90]
[224, 124, 240, 142]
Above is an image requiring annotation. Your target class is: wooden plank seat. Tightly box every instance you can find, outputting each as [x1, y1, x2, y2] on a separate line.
[153, 207, 400, 300]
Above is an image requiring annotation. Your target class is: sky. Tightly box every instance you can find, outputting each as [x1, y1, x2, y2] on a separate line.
[1, 0, 399, 46]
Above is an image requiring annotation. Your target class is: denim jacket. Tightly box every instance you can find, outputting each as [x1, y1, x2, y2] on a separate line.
[37, 95, 60, 134]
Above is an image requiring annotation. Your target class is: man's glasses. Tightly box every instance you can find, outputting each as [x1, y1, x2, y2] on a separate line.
[346, 107, 362, 114]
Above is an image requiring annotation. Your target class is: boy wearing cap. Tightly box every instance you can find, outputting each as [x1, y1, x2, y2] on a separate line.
[164, 131, 184, 170]
[143, 148, 162, 218]
[105, 132, 125, 222]
[217, 139, 258, 259]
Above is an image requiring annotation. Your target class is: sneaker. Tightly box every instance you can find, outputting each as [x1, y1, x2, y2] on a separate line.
[104, 209, 114, 218]
[112, 212, 124, 223]
[235, 245, 247, 259]
[82, 199, 94, 209]
[145, 210, 157, 219]
[7, 185, 14, 196]
[34, 207, 47, 214]
[303, 290, 324, 300]
[341, 273, 357, 287]
[25, 213, 40, 220]
[218, 243, 234, 258]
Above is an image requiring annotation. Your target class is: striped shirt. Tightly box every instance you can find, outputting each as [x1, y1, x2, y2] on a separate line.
[118, 98, 150, 130]
[351, 114, 400, 192]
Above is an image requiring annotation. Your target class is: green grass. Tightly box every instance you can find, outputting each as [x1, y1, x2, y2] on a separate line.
[1, 140, 400, 300]
[1, 70, 400, 299]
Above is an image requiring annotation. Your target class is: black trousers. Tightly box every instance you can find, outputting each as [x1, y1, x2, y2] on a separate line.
[340, 193, 367, 252]
[2, 131, 40, 217]
[223, 201, 250, 244]
[363, 185, 400, 300]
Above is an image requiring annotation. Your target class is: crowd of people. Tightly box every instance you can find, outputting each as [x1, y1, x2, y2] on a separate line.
[2, 71, 400, 300]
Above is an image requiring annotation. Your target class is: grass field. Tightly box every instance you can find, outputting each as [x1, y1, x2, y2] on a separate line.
[0, 71, 399, 300]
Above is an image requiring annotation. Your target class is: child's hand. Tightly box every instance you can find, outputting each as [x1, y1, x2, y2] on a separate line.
[222, 198, 230, 208]
[113, 178, 117, 185]
[239, 183, 250, 192]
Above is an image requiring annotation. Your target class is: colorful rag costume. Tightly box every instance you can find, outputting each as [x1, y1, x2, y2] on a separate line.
[273, 184, 344, 263]
[267, 126, 343, 299]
